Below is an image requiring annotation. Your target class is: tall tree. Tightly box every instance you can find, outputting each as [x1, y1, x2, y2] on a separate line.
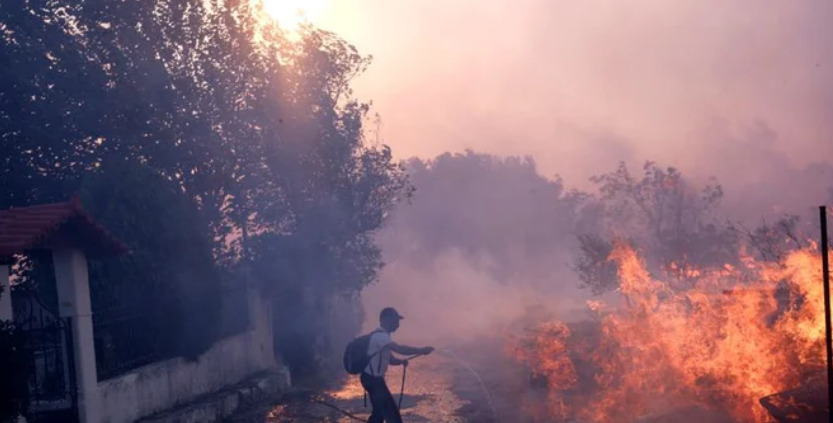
[0, 0, 410, 379]
[247, 27, 411, 379]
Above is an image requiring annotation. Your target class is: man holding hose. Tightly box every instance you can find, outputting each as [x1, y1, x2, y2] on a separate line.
[362, 307, 434, 423]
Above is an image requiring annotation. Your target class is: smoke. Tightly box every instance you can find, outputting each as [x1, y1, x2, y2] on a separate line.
[358, 153, 606, 348]
[317, 0, 833, 208]
[317, 2, 833, 416]
[684, 119, 833, 221]
[361, 249, 542, 344]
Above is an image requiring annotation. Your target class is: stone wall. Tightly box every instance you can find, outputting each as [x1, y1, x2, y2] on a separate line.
[97, 286, 286, 423]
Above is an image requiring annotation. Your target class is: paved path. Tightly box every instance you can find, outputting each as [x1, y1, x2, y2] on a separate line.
[259, 352, 510, 422]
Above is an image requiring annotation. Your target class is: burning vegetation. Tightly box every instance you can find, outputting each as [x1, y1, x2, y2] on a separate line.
[510, 243, 831, 422]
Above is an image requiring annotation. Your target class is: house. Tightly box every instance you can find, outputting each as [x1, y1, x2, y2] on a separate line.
[0, 197, 290, 423]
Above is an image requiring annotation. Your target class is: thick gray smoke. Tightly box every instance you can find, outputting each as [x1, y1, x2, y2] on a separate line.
[325, 1, 832, 420]
[360, 153, 611, 345]
[360, 149, 832, 349]
[336, 8, 833, 419]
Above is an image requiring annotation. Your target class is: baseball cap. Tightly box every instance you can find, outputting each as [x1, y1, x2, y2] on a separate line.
[380, 307, 404, 321]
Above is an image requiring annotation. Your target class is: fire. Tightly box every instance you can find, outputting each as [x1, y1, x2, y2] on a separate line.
[511, 321, 578, 420]
[509, 243, 832, 422]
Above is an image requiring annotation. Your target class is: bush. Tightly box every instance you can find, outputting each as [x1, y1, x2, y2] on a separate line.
[81, 161, 222, 375]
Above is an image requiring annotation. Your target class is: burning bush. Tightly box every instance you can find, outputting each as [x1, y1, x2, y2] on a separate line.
[509, 243, 831, 422]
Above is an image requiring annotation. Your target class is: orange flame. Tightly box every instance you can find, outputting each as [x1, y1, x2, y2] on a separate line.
[510, 243, 832, 422]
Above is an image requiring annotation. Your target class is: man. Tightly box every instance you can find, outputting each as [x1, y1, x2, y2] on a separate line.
[362, 307, 434, 423]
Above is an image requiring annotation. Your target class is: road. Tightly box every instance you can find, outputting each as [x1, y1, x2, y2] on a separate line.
[258, 349, 518, 422]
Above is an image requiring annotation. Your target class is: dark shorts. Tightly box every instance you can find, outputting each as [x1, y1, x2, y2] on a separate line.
[360, 372, 403, 423]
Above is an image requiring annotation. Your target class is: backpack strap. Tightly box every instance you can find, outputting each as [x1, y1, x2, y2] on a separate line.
[364, 329, 388, 407]
[366, 329, 385, 358]
[366, 329, 390, 375]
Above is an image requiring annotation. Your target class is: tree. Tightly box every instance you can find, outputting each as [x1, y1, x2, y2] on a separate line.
[0, 0, 410, 379]
[0, 0, 283, 249]
[80, 161, 222, 364]
[245, 28, 412, 380]
[576, 162, 739, 294]
[728, 215, 807, 263]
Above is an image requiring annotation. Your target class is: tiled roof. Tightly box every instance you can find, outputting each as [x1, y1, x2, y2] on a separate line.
[0, 195, 127, 261]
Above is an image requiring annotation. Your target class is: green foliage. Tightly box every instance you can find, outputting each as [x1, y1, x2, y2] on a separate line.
[80, 161, 222, 361]
[0, 0, 410, 380]
[242, 29, 411, 379]
[0, 0, 285, 241]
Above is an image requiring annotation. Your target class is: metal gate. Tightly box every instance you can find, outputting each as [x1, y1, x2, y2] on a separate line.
[13, 292, 79, 423]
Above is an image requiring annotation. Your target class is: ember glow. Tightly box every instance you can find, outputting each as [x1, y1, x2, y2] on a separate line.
[510, 243, 831, 422]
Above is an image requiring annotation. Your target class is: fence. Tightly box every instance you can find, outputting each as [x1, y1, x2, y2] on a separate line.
[11, 291, 79, 423]
[93, 283, 250, 381]
[96, 282, 281, 423]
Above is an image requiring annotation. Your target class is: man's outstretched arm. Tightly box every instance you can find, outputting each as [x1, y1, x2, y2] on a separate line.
[389, 343, 434, 356]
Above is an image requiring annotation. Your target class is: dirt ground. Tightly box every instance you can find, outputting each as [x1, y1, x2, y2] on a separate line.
[230, 343, 526, 423]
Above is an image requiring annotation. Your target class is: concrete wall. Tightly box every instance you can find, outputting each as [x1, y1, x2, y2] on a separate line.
[0, 264, 11, 321]
[97, 288, 280, 423]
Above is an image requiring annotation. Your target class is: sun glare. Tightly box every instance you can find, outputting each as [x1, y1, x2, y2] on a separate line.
[260, 0, 328, 32]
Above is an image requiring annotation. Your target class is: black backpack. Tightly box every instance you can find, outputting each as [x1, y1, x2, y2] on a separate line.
[343, 330, 385, 375]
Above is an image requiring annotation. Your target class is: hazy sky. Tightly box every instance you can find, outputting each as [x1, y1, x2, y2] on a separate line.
[305, 0, 833, 191]
[277, 0, 833, 339]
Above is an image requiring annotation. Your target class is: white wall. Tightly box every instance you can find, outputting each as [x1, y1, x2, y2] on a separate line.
[0, 264, 11, 321]
[97, 292, 280, 423]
